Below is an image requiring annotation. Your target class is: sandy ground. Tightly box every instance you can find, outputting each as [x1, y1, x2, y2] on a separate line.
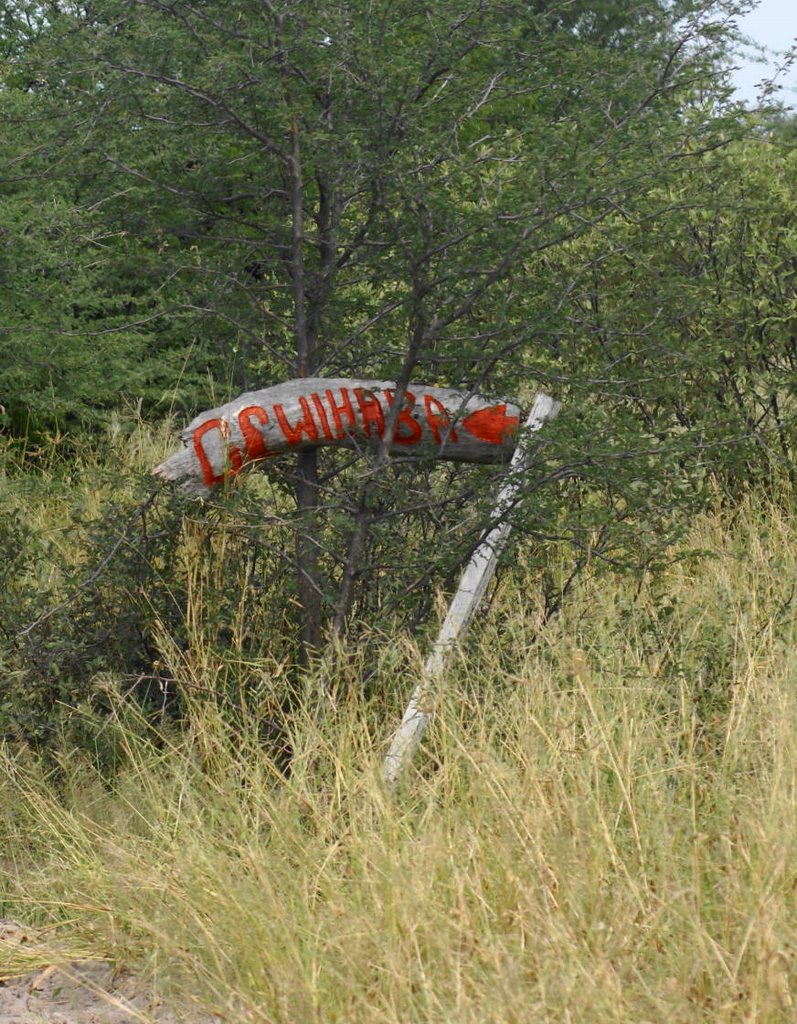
[0, 922, 218, 1024]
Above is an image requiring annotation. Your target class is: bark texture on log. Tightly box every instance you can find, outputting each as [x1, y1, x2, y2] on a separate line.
[154, 378, 523, 496]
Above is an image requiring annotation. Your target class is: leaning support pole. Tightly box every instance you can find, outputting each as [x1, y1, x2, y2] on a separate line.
[382, 393, 561, 787]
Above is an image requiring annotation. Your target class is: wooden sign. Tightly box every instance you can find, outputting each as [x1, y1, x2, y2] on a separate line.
[154, 378, 523, 496]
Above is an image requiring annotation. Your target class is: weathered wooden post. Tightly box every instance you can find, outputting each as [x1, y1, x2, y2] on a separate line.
[382, 393, 560, 787]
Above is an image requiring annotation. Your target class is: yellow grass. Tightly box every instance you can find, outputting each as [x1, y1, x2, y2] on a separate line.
[2, 473, 797, 1021]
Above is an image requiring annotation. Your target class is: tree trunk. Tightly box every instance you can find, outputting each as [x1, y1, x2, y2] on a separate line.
[289, 118, 323, 660]
[295, 447, 323, 658]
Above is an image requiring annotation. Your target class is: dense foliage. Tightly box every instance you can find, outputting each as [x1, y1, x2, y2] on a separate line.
[2, 0, 797, 742]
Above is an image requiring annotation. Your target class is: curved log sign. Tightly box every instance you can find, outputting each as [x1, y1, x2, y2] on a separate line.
[154, 378, 523, 496]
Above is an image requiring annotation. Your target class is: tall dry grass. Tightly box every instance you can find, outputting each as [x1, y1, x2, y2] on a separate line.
[2, 482, 797, 1021]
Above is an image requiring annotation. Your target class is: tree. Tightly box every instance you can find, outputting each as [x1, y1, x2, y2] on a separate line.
[4, 0, 757, 666]
[538, 127, 797, 499]
[0, 31, 208, 438]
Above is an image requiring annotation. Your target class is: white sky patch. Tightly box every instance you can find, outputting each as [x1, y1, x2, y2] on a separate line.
[729, 0, 797, 108]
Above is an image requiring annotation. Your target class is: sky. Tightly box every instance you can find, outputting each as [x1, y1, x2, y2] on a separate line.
[730, 0, 797, 108]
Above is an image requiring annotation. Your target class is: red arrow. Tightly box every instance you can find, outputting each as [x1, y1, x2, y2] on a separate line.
[462, 404, 519, 445]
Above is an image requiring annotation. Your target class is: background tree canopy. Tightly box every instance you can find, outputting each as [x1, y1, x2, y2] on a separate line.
[3, 0, 796, 683]
[2, 0, 756, 408]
